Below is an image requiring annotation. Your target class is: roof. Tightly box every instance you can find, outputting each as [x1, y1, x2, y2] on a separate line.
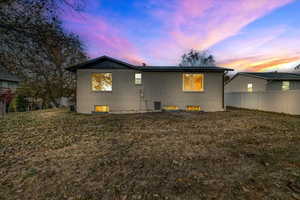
[0, 66, 20, 82]
[66, 55, 233, 72]
[66, 56, 138, 72]
[238, 72, 300, 81]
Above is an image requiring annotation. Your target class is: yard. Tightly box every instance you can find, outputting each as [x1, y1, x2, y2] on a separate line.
[0, 108, 300, 200]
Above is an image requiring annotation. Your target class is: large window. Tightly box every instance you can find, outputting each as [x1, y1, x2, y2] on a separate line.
[183, 74, 204, 92]
[135, 73, 142, 85]
[247, 83, 253, 92]
[282, 81, 290, 91]
[92, 73, 112, 91]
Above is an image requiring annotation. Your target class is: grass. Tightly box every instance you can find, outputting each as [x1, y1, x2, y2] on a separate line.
[0, 108, 300, 200]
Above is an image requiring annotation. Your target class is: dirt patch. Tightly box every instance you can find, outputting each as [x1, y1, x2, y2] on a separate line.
[0, 108, 300, 200]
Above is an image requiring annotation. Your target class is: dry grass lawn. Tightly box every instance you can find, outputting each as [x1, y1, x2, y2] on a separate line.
[0, 108, 300, 200]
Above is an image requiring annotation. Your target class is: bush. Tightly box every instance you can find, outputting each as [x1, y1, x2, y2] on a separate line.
[15, 95, 27, 112]
[8, 97, 17, 112]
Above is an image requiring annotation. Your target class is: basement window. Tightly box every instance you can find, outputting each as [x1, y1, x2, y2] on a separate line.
[135, 73, 142, 85]
[247, 83, 253, 92]
[163, 106, 179, 111]
[92, 73, 112, 91]
[186, 105, 201, 111]
[94, 105, 109, 113]
[282, 81, 290, 91]
[183, 74, 204, 92]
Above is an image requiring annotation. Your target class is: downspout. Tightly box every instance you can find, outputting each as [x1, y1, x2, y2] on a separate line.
[222, 73, 225, 110]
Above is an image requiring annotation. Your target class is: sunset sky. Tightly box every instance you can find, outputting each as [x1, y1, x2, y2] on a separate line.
[62, 0, 300, 72]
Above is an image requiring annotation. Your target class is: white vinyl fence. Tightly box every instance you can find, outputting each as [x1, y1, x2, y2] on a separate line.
[225, 90, 300, 115]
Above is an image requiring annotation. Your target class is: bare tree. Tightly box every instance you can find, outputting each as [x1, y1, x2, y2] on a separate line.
[179, 49, 216, 66]
[0, 0, 87, 107]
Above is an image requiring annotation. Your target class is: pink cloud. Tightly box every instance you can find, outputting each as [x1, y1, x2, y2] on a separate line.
[61, 11, 144, 65]
[218, 54, 300, 72]
[144, 0, 294, 64]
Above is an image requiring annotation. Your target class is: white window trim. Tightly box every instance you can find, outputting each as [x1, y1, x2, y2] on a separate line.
[182, 73, 204, 92]
[135, 73, 142, 85]
[282, 81, 290, 91]
[247, 83, 253, 92]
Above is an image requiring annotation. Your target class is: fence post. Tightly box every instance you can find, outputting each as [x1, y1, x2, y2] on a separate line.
[0, 101, 4, 117]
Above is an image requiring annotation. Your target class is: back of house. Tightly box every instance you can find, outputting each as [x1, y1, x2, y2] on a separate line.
[225, 72, 300, 115]
[67, 56, 232, 114]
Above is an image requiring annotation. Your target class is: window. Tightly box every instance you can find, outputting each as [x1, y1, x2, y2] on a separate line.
[247, 83, 253, 92]
[163, 106, 179, 111]
[92, 73, 112, 91]
[183, 74, 204, 92]
[135, 73, 142, 85]
[282, 81, 290, 91]
[186, 106, 201, 111]
[95, 105, 109, 113]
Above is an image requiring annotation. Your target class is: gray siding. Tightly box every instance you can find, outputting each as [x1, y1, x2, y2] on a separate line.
[143, 72, 223, 112]
[266, 80, 300, 91]
[77, 69, 143, 113]
[225, 74, 267, 92]
[77, 69, 224, 113]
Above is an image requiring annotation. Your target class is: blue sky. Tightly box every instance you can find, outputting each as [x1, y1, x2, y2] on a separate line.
[62, 0, 300, 72]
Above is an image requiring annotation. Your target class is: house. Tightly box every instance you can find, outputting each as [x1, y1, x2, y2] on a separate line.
[66, 56, 232, 114]
[225, 72, 300, 115]
[0, 66, 20, 116]
[0, 66, 19, 91]
[225, 72, 300, 93]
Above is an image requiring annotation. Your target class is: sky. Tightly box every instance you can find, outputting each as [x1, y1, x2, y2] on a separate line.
[62, 0, 300, 72]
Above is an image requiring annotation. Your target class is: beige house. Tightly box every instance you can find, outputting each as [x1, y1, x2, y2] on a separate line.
[225, 72, 300, 115]
[67, 56, 232, 114]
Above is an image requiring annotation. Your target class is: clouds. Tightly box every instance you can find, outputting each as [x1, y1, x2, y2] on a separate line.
[61, 5, 143, 64]
[219, 55, 300, 72]
[144, 0, 294, 63]
[61, 0, 299, 71]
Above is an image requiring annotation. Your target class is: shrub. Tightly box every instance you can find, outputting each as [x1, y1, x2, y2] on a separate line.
[15, 95, 27, 112]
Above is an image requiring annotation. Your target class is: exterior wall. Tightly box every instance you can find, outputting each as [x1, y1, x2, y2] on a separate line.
[225, 90, 300, 115]
[225, 74, 267, 92]
[143, 72, 224, 112]
[266, 80, 300, 91]
[76, 69, 224, 113]
[0, 80, 19, 91]
[77, 69, 143, 114]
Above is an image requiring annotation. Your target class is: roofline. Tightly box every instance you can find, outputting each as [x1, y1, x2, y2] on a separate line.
[66, 55, 233, 72]
[0, 78, 19, 82]
[137, 68, 233, 72]
[66, 55, 137, 72]
[225, 72, 300, 85]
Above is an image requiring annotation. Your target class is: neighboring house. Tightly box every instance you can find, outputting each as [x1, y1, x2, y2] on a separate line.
[0, 66, 20, 116]
[225, 72, 300, 115]
[225, 72, 300, 92]
[66, 56, 232, 114]
[0, 67, 19, 91]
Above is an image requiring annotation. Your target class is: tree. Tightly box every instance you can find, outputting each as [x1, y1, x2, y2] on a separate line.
[0, 0, 87, 107]
[295, 64, 300, 71]
[179, 49, 216, 66]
